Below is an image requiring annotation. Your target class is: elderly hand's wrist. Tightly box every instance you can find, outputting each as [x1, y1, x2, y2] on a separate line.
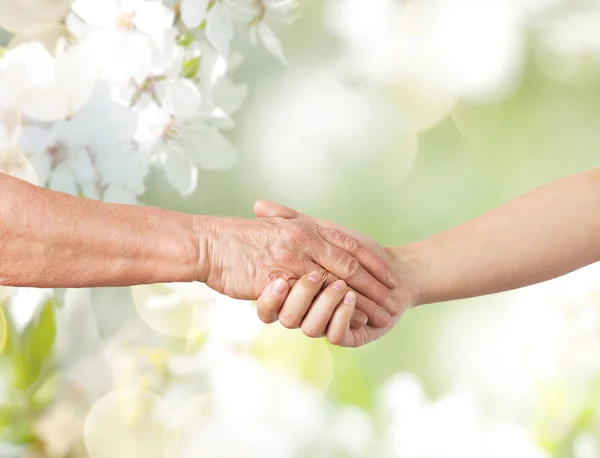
[191, 215, 218, 284]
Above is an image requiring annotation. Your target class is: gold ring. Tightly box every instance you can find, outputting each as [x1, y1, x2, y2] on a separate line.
[320, 270, 328, 284]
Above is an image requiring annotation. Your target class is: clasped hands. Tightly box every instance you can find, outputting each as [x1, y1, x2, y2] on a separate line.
[199, 201, 415, 348]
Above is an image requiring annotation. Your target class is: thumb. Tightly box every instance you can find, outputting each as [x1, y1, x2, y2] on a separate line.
[253, 200, 303, 219]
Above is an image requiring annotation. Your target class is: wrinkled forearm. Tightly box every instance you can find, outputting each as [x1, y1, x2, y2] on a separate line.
[389, 168, 600, 306]
[0, 173, 206, 288]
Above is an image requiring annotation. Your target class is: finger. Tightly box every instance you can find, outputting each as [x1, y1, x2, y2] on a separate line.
[355, 291, 392, 328]
[318, 226, 399, 289]
[253, 201, 302, 219]
[256, 278, 289, 324]
[278, 270, 325, 329]
[350, 310, 368, 328]
[300, 279, 348, 338]
[323, 272, 391, 328]
[254, 201, 399, 289]
[345, 324, 370, 348]
[326, 291, 356, 347]
[315, 245, 400, 313]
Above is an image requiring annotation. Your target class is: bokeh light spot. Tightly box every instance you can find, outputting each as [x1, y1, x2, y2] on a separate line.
[252, 325, 334, 396]
[84, 389, 179, 458]
[131, 283, 216, 338]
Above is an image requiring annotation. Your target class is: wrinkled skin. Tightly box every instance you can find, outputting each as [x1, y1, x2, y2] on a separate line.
[253, 201, 416, 347]
[200, 213, 399, 328]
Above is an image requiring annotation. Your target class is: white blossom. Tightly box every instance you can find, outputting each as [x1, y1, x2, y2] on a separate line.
[179, 0, 210, 29]
[20, 84, 146, 200]
[6, 287, 53, 333]
[0, 0, 289, 202]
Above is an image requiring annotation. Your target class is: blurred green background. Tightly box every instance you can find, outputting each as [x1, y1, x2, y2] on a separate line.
[3, 0, 600, 457]
[143, 0, 600, 405]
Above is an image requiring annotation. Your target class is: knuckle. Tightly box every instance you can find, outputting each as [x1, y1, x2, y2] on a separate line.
[382, 288, 395, 308]
[279, 313, 299, 329]
[337, 230, 362, 254]
[265, 269, 292, 285]
[298, 276, 320, 291]
[327, 332, 343, 346]
[342, 256, 361, 279]
[288, 225, 312, 244]
[301, 323, 322, 339]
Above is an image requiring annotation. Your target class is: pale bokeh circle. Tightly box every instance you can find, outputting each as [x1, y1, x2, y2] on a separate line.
[132, 284, 195, 338]
[0, 149, 39, 185]
[131, 283, 216, 338]
[176, 394, 216, 458]
[0, 0, 71, 33]
[245, 68, 419, 201]
[84, 389, 179, 458]
[9, 22, 69, 51]
[366, 0, 525, 130]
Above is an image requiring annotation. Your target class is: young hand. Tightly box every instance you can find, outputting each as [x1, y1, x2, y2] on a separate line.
[254, 201, 417, 347]
[257, 270, 362, 345]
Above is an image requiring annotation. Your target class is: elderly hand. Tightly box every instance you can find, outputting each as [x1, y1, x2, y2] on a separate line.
[253, 202, 416, 347]
[196, 212, 400, 328]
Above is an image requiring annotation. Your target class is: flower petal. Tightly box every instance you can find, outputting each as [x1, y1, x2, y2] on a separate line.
[103, 185, 137, 204]
[49, 164, 78, 195]
[258, 23, 287, 64]
[180, 0, 209, 29]
[168, 79, 202, 119]
[189, 127, 237, 171]
[205, 4, 234, 55]
[71, 0, 118, 27]
[214, 80, 247, 116]
[133, 1, 175, 36]
[164, 150, 198, 197]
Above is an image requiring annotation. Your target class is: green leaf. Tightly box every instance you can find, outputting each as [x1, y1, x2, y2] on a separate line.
[177, 31, 195, 47]
[30, 371, 60, 413]
[181, 56, 202, 79]
[0, 417, 35, 444]
[11, 298, 57, 391]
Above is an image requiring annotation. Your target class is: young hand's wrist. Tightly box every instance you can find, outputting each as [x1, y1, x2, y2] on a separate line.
[385, 244, 423, 309]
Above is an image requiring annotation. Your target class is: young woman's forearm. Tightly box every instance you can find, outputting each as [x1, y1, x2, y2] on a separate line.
[0, 173, 205, 288]
[391, 168, 600, 306]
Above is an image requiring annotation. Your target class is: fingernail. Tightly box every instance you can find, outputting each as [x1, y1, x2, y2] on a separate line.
[344, 291, 356, 304]
[376, 307, 391, 324]
[333, 280, 346, 292]
[307, 271, 322, 284]
[386, 296, 403, 314]
[271, 279, 287, 296]
[386, 271, 400, 288]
